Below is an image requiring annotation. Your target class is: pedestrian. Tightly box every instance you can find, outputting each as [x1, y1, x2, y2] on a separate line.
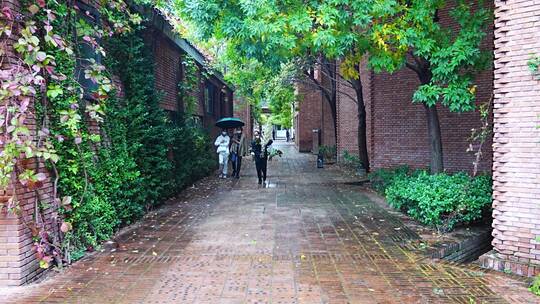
[214, 129, 230, 178]
[272, 128, 276, 141]
[251, 131, 273, 185]
[286, 129, 290, 142]
[230, 127, 249, 178]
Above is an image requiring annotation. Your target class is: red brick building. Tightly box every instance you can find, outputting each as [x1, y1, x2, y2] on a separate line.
[233, 97, 253, 141]
[478, 0, 540, 276]
[146, 9, 234, 138]
[294, 69, 336, 153]
[296, 1, 540, 276]
[0, 3, 234, 286]
[296, 3, 494, 174]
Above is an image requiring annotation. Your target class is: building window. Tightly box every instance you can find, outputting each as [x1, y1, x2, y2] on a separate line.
[222, 92, 228, 116]
[205, 83, 215, 115]
[75, 2, 101, 100]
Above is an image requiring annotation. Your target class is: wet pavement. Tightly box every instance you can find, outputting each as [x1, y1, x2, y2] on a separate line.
[1, 141, 538, 303]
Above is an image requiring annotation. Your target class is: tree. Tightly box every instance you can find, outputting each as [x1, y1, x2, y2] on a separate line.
[369, 0, 491, 173]
[173, 0, 374, 171]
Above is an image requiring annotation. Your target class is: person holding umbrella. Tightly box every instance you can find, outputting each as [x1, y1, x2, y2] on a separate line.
[214, 129, 230, 178]
[214, 117, 245, 179]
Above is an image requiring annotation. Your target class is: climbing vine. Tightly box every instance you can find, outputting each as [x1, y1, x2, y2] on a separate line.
[1, 0, 215, 268]
[0, 0, 144, 267]
[528, 54, 540, 80]
[179, 56, 199, 115]
[467, 97, 493, 177]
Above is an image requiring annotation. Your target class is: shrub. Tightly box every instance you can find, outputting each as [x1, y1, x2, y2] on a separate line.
[319, 145, 336, 160]
[385, 171, 492, 232]
[56, 28, 216, 258]
[171, 123, 216, 189]
[342, 150, 361, 167]
[368, 166, 410, 194]
[530, 275, 540, 296]
[66, 196, 119, 251]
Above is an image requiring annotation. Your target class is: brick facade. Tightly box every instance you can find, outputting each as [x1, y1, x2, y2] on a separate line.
[294, 69, 336, 153]
[336, 58, 373, 161]
[300, 2, 495, 174]
[0, 3, 234, 286]
[152, 31, 182, 112]
[295, 81, 324, 152]
[233, 97, 253, 142]
[478, 0, 540, 277]
[0, 0, 58, 286]
[362, 66, 493, 173]
[345, 2, 494, 173]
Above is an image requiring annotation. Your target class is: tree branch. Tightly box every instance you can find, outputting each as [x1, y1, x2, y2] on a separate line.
[405, 61, 420, 74]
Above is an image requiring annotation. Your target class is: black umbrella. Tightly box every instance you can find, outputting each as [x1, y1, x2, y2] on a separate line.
[215, 117, 245, 129]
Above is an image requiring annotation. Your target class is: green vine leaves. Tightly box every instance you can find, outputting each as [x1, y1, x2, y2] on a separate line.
[528, 55, 540, 80]
[1, 0, 141, 268]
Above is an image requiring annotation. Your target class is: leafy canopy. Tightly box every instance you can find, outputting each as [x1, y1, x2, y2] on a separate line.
[369, 0, 492, 111]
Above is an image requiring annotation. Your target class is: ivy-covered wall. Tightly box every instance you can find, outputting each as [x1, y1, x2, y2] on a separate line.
[0, 0, 221, 286]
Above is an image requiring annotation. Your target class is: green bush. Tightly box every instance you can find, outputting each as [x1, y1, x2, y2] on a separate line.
[342, 150, 361, 167]
[171, 122, 216, 189]
[55, 27, 216, 257]
[530, 275, 540, 296]
[385, 171, 492, 232]
[368, 166, 410, 194]
[319, 145, 336, 160]
[67, 196, 119, 250]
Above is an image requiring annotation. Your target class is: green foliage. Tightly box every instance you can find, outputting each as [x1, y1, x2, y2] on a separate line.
[369, 0, 492, 111]
[64, 196, 119, 250]
[179, 56, 200, 115]
[368, 166, 410, 194]
[170, 122, 216, 189]
[105, 28, 176, 206]
[528, 55, 540, 80]
[319, 145, 337, 160]
[342, 150, 361, 167]
[172, 0, 373, 129]
[530, 275, 540, 296]
[384, 170, 492, 232]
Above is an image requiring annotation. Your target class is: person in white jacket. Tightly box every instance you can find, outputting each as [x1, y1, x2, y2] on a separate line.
[214, 129, 230, 178]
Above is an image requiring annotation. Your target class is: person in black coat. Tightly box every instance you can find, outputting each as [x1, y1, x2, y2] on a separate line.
[251, 131, 273, 184]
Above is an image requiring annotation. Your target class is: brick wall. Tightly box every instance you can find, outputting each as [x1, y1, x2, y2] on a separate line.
[0, 2, 234, 287]
[233, 97, 253, 142]
[295, 81, 323, 152]
[336, 58, 373, 161]
[153, 31, 181, 112]
[204, 77, 234, 139]
[335, 1, 494, 174]
[294, 68, 337, 152]
[0, 0, 57, 286]
[320, 73, 336, 148]
[479, 0, 540, 277]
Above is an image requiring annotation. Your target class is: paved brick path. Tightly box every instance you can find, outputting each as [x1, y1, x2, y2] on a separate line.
[2, 142, 538, 303]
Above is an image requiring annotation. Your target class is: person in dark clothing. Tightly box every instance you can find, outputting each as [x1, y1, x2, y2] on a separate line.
[286, 129, 290, 142]
[251, 131, 273, 184]
[272, 128, 276, 140]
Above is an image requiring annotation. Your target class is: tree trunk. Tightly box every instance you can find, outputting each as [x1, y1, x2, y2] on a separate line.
[416, 65, 444, 174]
[423, 103, 443, 173]
[351, 75, 370, 172]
